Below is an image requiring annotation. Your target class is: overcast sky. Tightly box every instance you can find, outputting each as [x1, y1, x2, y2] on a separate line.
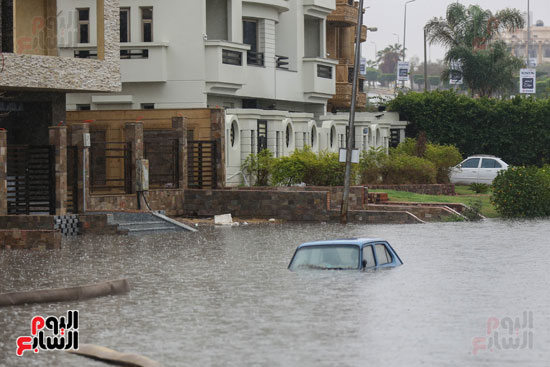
[361, 0, 550, 63]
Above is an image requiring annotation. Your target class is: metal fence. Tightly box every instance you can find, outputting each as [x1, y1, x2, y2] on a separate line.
[144, 139, 180, 189]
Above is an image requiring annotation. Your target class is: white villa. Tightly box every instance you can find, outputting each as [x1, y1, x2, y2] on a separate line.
[58, 0, 407, 186]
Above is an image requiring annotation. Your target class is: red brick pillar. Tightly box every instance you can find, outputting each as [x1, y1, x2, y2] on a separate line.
[172, 116, 188, 189]
[49, 126, 67, 215]
[69, 123, 90, 213]
[0, 129, 7, 215]
[210, 109, 226, 188]
[125, 122, 144, 194]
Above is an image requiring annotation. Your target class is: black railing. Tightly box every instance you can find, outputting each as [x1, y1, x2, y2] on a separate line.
[247, 51, 264, 66]
[90, 141, 132, 194]
[222, 49, 242, 65]
[7, 145, 56, 215]
[144, 139, 180, 189]
[75, 49, 149, 59]
[317, 64, 332, 79]
[276, 55, 289, 69]
[188, 141, 218, 189]
[120, 49, 149, 59]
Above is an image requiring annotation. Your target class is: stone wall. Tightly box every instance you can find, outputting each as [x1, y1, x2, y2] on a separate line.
[184, 189, 330, 221]
[89, 189, 186, 216]
[368, 204, 457, 222]
[224, 186, 367, 210]
[367, 184, 455, 196]
[0, 0, 120, 93]
[0, 215, 54, 229]
[0, 229, 61, 250]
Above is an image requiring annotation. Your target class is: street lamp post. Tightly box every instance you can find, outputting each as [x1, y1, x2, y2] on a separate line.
[340, 0, 366, 224]
[402, 0, 416, 87]
[526, 0, 530, 66]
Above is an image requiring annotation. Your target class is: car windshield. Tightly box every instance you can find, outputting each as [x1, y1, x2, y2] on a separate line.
[289, 246, 359, 270]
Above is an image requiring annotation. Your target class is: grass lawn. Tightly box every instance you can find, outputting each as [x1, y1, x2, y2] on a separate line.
[370, 185, 498, 218]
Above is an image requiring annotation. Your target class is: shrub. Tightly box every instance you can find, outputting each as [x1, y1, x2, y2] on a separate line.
[491, 166, 550, 218]
[470, 183, 490, 194]
[241, 149, 274, 186]
[424, 143, 462, 183]
[270, 147, 356, 187]
[359, 147, 388, 184]
[381, 154, 437, 184]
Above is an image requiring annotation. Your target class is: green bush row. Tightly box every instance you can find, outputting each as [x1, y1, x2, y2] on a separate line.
[491, 165, 550, 218]
[241, 139, 461, 186]
[388, 90, 550, 167]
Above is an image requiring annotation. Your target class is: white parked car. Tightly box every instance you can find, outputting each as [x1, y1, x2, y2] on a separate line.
[450, 155, 509, 185]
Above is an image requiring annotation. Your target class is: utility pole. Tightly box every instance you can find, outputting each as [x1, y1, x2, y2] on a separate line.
[402, 0, 416, 88]
[340, 0, 364, 224]
[526, 0, 530, 66]
[424, 27, 428, 92]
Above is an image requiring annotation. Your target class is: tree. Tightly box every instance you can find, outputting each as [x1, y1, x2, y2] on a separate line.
[365, 67, 380, 87]
[376, 43, 402, 74]
[425, 3, 525, 97]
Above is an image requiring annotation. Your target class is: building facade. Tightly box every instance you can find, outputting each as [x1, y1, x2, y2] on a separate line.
[499, 22, 550, 65]
[0, 0, 121, 215]
[58, 0, 407, 187]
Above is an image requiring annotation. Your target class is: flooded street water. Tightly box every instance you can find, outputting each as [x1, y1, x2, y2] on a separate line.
[1, 219, 549, 366]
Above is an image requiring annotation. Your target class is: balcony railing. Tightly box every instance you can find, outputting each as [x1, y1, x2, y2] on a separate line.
[276, 55, 289, 69]
[74, 49, 149, 59]
[247, 51, 264, 67]
[222, 49, 242, 65]
[317, 64, 333, 79]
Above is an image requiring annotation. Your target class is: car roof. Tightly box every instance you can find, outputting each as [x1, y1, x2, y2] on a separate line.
[297, 238, 385, 248]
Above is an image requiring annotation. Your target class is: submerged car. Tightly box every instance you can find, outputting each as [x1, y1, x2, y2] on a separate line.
[450, 155, 508, 185]
[288, 238, 402, 271]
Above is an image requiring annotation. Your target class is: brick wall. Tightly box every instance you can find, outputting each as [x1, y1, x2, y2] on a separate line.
[184, 189, 330, 221]
[367, 184, 455, 196]
[0, 215, 54, 229]
[224, 186, 367, 210]
[89, 189, 186, 216]
[0, 229, 61, 250]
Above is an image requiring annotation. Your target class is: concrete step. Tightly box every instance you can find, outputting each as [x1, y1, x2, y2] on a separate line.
[102, 211, 196, 234]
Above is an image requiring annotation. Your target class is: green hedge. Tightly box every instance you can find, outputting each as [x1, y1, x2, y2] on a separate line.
[388, 91, 550, 166]
[491, 166, 550, 218]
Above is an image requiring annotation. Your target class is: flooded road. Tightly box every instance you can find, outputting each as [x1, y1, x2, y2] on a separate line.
[1, 220, 549, 366]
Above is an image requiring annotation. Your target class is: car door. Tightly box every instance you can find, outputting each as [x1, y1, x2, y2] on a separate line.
[452, 158, 480, 184]
[374, 243, 393, 268]
[362, 245, 376, 269]
[478, 158, 503, 184]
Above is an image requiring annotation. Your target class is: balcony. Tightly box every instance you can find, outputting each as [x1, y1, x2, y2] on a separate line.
[360, 25, 367, 42]
[242, 0, 290, 12]
[205, 40, 250, 94]
[327, 0, 358, 27]
[303, 0, 336, 17]
[329, 82, 367, 109]
[63, 43, 169, 83]
[302, 58, 339, 103]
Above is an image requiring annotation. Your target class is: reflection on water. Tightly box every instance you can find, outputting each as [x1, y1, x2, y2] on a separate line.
[1, 220, 549, 366]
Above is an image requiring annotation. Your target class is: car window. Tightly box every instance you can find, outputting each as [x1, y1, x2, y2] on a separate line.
[362, 245, 375, 268]
[481, 158, 502, 168]
[289, 246, 359, 270]
[375, 244, 392, 265]
[462, 158, 480, 168]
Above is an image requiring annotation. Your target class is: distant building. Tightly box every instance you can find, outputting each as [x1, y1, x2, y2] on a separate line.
[498, 21, 550, 65]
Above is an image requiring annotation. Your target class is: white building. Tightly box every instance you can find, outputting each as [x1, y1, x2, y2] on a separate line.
[58, 0, 407, 186]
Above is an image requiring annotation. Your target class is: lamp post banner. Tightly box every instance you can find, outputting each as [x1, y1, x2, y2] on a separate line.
[397, 61, 410, 82]
[520, 68, 536, 94]
[449, 61, 463, 85]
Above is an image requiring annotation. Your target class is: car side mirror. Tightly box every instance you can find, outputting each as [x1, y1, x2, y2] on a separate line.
[362, 260, 367, 268]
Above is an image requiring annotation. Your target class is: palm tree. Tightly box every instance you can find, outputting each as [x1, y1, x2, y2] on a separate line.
[425, 3, 524, 51]
[425, 3, 525, 97]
